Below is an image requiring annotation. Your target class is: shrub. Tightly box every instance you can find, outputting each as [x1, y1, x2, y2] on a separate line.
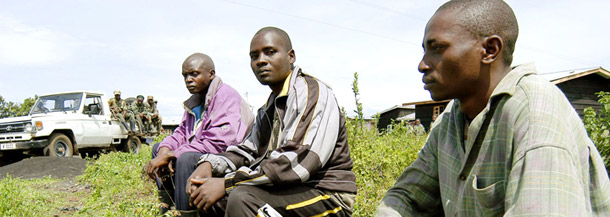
[348, 71, 425, 216]
[584, 91, 610, 172]
[349, 119, 425, 216]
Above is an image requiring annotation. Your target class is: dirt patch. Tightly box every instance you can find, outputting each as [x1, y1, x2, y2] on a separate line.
[0, 156, 88, 180]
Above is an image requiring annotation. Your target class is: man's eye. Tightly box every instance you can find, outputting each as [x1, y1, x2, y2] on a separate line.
[250, 54, 258, 60]
[265, 50, 276, 55]
[430, 44, 446, 52]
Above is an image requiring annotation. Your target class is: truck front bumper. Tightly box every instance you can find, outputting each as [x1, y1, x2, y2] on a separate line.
[0, 139, 48, 151]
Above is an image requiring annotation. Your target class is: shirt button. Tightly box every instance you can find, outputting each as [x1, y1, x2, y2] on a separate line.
[459, 174, 466, 180]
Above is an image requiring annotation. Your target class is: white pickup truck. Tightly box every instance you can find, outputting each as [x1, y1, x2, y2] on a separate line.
[0, 91, 147, 159]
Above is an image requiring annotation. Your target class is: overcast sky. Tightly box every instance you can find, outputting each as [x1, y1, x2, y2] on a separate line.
[1, 0, 609, 122]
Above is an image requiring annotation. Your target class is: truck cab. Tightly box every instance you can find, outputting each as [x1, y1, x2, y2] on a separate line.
[0, 91, 143, 160]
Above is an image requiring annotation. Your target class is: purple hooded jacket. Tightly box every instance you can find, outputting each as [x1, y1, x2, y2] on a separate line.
[158, 77, 254, 158]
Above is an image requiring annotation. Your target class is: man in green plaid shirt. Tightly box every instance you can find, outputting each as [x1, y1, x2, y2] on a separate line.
[376, 0, 610, 216]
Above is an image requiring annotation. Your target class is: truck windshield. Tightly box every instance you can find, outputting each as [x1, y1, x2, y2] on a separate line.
[30, 93, 83, 115]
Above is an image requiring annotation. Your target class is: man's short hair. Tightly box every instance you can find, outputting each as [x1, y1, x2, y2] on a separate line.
[438, 0, 518, 65]
[254, 27, 293, 51]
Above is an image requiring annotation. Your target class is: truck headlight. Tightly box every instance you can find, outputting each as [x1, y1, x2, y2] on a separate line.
[25, 123, 33, 132]
[35, 121, 43, 131]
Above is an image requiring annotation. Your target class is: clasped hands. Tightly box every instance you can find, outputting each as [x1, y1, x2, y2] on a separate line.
[186, 162, 226, 212]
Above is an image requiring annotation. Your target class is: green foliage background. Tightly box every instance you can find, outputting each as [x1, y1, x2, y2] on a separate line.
[584, 91, 610, 173]
[0, 75, 427, 216]
[0, 82, 607, 216]
[0, 121, 423, 216]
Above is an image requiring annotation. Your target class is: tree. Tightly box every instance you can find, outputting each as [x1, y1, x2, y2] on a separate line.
[583, 91, 610, 173]
[0, 95, 38, 118]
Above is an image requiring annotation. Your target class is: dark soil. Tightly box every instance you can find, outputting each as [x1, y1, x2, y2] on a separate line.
[0, 156, 88, 180]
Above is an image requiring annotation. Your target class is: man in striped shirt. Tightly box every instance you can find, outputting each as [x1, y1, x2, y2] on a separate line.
[186, 27, 357, 216]
[376, 0, 610, 216]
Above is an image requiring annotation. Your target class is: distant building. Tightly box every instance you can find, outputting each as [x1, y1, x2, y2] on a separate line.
[539, 67, 610, 118]
[379, 67, 610, 131]
[376, 104, 416, 131]
[402, 100, 450, 131]
[161, 118, 181, 135]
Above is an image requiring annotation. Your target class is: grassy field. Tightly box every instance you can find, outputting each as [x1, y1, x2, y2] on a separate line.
[0, 120, 425, 216]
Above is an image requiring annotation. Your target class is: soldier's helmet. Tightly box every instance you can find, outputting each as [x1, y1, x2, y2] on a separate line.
[147, 96, 154, 100]
[113, 90, 121, 95]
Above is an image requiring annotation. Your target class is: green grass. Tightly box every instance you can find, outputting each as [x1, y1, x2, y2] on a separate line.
[74, 145, 159, 216]
[0, 176, 74, 216]
[0, 121, 424, 216]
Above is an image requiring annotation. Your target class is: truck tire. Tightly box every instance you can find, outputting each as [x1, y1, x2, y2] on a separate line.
[47, 133, 74, 157]
[123, 136, 141, 154]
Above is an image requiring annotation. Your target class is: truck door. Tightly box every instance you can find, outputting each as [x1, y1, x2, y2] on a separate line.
[80, 95, 113, 146]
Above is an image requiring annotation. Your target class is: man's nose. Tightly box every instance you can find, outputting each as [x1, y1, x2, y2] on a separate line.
[255, 54, 268, 66]
[418, 58, 430, 73]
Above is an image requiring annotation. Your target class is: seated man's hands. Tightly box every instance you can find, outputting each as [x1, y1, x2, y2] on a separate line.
[188, 162, 223, 212]
[189, 177, 225, 212]
[186, 162, 213, 196]
[145, 147, 175, 180]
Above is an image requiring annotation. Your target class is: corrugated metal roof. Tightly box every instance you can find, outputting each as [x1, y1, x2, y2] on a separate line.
[538, 67, 610, 84]
[378, 104, 415, 116]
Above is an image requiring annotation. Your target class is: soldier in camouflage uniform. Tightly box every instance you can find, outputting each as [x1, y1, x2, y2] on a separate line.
[107, 90, 135, 132]
[131, 95, 152, 133]
[145, 95, 162, 133]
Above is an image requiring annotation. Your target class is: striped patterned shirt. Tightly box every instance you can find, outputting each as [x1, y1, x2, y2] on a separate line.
[200, 66, 357, 194]
[376, 63, 610, 216]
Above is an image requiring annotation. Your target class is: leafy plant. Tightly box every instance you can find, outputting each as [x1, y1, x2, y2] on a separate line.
[349, 120, 424, 216]
[348, 72, 424, 216]
[352, 72, 364, 121]
[584, 91, 610, 172]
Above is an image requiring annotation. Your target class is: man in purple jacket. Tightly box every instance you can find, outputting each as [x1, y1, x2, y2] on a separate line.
[145, 52, 254, 215]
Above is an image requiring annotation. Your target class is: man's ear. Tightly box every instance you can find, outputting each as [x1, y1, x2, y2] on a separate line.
[482, 35, 503, 64]
[288, 49, 296, 65]
[209, 69, 216, 80]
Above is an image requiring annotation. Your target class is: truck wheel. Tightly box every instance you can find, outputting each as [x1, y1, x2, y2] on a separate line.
[123, 136, 141, 154]
[47, 133, 74, 157]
